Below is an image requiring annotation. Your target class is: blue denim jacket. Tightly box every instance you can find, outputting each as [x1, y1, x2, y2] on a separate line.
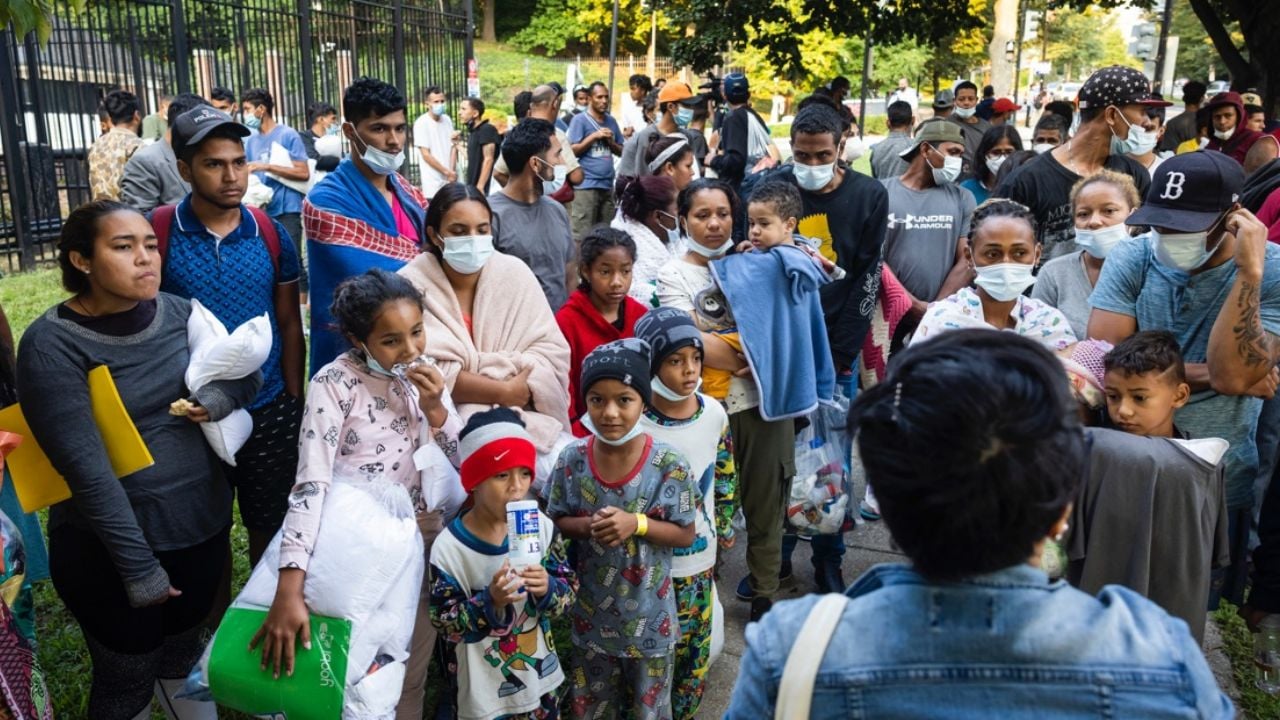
[724, 563, 1233, 719]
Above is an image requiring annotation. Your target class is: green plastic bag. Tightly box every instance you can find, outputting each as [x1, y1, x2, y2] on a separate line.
[208, 607, 352, 719]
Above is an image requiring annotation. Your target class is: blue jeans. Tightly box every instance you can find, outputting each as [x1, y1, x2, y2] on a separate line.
[782, 531, 846, 567]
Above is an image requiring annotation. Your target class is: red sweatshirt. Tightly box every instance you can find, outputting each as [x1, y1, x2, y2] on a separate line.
[555, 288, 649, 427]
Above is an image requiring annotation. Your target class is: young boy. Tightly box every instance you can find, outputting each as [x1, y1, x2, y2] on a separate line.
[429, 408, 576, 720]
[746, 180, 846, 280]
[634, 308, 738, 720]
[544, 339, 698, 720]
[1103, 330, 1191, 438]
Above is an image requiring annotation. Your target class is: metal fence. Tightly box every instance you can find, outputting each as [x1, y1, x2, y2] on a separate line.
[0, 0, 471, 272]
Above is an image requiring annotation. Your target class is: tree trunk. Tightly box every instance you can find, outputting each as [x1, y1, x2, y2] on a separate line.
[987, 0, 1018, 96]
[481, 0, 496, 42]
[1230, 0, 1280, 117]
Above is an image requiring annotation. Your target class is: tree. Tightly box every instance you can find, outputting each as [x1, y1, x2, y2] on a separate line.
[3, 0, 85, 44]
[1043, 6, 1135, 80]
[1065, 0, 1280, 116]
[666, 0, 982, 75]
[1165, 0, 1240, 82]
[482, 0, 497, 42]
[513, 0, 662, 56]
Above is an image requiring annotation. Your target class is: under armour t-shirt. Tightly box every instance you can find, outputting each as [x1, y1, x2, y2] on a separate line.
[880, 178, 975, 302]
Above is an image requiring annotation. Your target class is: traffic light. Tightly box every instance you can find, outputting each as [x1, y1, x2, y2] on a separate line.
[1023, 10, 1040, 42]
[1133, 22, 1156, 61]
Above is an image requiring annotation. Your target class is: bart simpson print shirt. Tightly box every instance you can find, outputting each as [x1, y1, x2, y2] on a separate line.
[544, 435, 697, 658]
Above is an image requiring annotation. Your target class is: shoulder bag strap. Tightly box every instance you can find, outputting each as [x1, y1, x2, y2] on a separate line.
[773, 593, 849, 720]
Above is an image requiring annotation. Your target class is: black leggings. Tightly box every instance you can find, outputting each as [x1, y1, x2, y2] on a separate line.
[50, 523, 229, 719]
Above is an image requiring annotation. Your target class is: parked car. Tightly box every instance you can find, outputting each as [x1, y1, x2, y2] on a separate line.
[1056, 82, 1082, 102]
[1206, 80, 1230, 97]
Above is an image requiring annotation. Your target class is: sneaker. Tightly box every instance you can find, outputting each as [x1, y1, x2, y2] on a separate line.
[736, 564, 795, 602]
[749, 596, 773, 622]
[859, 500, 881, 521]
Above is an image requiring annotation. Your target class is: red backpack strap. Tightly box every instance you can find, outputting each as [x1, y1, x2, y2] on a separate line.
[149, 204, 177, 260]
[246, 206, 282, 276]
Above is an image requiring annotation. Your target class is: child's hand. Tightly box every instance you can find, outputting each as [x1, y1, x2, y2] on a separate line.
[519, 565, 550, 599]
[718, 533, 736, 550]
[488, 560, 526, 609]
[590, 506, 639, 547]
[407, 363, 448, 422]
[249, 571, 311, 680]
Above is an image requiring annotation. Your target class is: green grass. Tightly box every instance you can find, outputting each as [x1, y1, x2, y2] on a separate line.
[1212, 602, 1280, 720]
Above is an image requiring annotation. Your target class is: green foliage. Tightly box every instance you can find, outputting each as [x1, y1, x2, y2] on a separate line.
[1038, 5, 1137, 81]
[512, 0, 667, 57]
[3, 0, 86, 44]
[474, 41, 574, 115]
[1211, 602, 1280, 720]
[667, 0, 983, 75]
[1167, 0, 1241, 82]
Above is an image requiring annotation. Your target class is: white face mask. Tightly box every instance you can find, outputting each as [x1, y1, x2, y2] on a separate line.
[347, 123, 404, 176]
[652, 376, 701, 402]
[1214, 127, 1235, 141]
[1109, 108, 1158, 156]
[688, 236, 733, 258]
[431, 102, 446, 116]
[440, 234, 495, 274]
[1032, 142, 1056, 155]
[1069, 113, 1081, 137]
[953, 106, 976, 119]
[1074, 224, 1130, 259]
[973, 262, 1036, 301]
[656, 211, 682, 247]
[580, 413, 645, 447]
[928, 147, 962, 185]
[1153, 227, 1222, 272]
[794, 160, 835, 191]
[985, 155, 1007, 176]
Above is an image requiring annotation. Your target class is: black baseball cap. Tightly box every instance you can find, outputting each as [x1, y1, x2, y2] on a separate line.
[171, 106, 249, 159]
[723, 73, 749, 103]
[547, 81, 566, 97]
[1127, 151, 1244, 232]
[1077, 66, 1172, 110]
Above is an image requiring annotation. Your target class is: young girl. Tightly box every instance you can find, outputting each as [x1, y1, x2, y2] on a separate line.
[429, 408, 576, 720]
[555, 227, 649, 426]
[634, 307, 737, 720]
[253, 268, 464, 718]
[544, 339, 697, 720]
[1032, 170, 1140, 339]
[914, 199, 1077, 351]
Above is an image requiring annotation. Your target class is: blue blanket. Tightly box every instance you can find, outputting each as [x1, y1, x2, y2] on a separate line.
[711, 246, 835, 420]
[304, 160, 426, 370]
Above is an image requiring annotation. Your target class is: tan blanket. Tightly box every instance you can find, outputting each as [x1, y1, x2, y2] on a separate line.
[399, 251, 571, 451]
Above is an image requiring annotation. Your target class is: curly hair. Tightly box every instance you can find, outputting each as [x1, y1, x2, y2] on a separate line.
[330, 268, 424, 343]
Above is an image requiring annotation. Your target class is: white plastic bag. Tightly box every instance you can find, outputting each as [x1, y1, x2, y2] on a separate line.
[787, 394, 853, 536]
[709, 582, 725, 667]
[184, 299, 272, 465]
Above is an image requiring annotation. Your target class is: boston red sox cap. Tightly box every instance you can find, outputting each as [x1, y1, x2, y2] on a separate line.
[1127, 151, 1244, 232]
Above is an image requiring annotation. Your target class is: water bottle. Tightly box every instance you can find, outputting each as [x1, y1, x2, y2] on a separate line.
[506, 500, 543, 570]
[1256, 614, 1280, 695]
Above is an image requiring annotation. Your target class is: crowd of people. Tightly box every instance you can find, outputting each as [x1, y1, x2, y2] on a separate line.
[3, 59, 1280, 719]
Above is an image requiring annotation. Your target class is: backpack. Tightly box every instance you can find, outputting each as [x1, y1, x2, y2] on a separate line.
[149, 204, 283, 275]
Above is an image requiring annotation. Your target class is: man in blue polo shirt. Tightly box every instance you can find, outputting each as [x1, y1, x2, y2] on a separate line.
[1088, 151, 1280, 607]
[160, 106, 306, 565]
[567, 81, 623, 240]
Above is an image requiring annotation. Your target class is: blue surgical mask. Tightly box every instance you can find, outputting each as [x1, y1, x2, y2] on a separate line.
[675, 107, 694, 128]
[656, 210, 682, 246]
[793, 161, 835, 191]
[688, 236, 733, 258]
[431, 102, 447, 116]
[1109, 107, 1157, 156]
[580, 413, 645, 447]
[1074, 224, 1130, 259]
[347, 122, 405, 176]
[973, 262, 1036, 301]
[361, 344, 396, 377]
[243, 113, 262, 130]
[441, 234, 495, 274]
[325, 124, 340, 137]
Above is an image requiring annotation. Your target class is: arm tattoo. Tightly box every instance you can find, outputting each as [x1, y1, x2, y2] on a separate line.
[1232, 279, 1276, 367]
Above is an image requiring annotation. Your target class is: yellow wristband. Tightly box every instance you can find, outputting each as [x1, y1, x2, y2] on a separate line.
[634, 512, 649, 537]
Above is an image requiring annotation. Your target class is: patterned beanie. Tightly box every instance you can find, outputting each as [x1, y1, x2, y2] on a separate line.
[579, 338, 652, 405]
[634, 307, 703, 374]
[458, 407, 536, 493]
[1058, 339, 1114, 410]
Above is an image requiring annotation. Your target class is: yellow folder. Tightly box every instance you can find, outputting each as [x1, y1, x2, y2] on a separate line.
[0, 366, 154, 513]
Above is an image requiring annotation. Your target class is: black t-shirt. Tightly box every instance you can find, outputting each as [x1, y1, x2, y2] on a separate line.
[465, 120, 500, 190]
[994, 150, 1151, 260]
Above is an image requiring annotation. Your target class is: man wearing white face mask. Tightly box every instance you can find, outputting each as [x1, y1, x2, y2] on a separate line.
[944, 81, 991, 176]
[774, 103, 887, 380]
[1089, 151, 1280, 609]
[1204, 91, 1265, 167]
[880, 120, 975, 318]
[995, 66, 1160, 260]
[304, 77, 430, 370]
[490, 118, 575, 310]
[412, 86, 457, 198]
[1125, 101, 1169, 174]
